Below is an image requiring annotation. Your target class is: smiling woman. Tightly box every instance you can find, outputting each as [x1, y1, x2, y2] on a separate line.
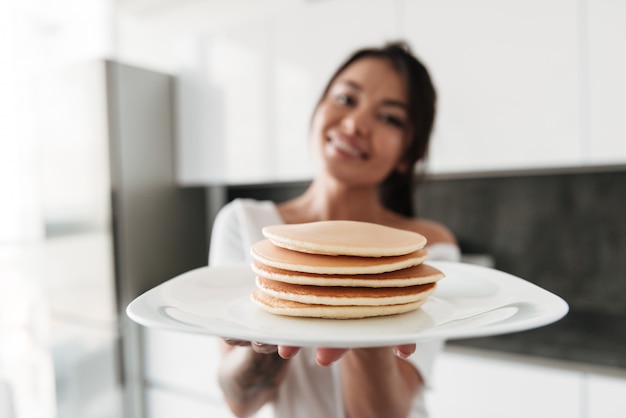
[209, 41, 460, 418]
[309, 42, 437, 219]
[313, 58, 409, 188]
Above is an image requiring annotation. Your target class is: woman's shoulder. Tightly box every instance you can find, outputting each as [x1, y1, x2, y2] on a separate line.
[209, 198, 283, 265]
[414, 218, 457, 246]
[391, 216, 461, 261]
[211, 198, 281, 242]
[388, 214, 457, 246]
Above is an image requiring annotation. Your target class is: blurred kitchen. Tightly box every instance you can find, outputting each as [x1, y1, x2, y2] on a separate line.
[1, 0, 625, 417]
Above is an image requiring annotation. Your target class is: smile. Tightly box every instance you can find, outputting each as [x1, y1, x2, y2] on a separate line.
[328, 134, 368, 160]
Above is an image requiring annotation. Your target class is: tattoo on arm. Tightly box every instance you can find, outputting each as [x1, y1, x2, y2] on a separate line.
[223, 350, 289, 404]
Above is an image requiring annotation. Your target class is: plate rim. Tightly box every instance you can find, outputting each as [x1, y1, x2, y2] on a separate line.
[126, 261, 569, 347]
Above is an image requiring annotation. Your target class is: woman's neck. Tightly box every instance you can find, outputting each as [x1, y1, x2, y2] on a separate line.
[278, 177, 389, 224]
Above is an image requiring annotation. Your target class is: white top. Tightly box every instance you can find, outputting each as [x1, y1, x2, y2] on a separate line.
[209, 198, 462, 418]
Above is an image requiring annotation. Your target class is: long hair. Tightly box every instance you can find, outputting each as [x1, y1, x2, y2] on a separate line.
[315, 41, 437, 217]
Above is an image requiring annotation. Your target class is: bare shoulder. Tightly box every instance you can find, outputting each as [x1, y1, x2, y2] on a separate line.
[389, 215, 457, 246]
[415, 219, 457, 246]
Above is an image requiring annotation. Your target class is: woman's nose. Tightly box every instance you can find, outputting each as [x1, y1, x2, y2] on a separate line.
[341, 108, 370, 136]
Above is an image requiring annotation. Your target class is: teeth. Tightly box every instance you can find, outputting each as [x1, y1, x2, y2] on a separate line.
[331, 136, 363, 158]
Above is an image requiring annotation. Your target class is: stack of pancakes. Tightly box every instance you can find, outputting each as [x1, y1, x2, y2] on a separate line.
[250, 220, 444, 319]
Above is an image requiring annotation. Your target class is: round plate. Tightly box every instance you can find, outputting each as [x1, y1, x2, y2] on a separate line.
[126, 261, 569, 348]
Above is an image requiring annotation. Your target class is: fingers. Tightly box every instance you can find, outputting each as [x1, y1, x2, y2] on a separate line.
[315, 344, 417, 366]
[222, 339, 303, 358]
[250, 341, 280, 354]
[316, 348, 349, 367]
[223, 341, 415, 364]
[222, 338, 278, 354]
[394, 344, 416, 359]
[222, 338, 250, 347]
[277, 346, 300, 359]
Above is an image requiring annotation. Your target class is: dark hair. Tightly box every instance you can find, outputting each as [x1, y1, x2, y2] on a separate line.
[315, 41, 437, 217]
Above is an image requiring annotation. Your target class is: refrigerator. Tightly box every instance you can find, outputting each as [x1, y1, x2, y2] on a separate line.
[1, 59, 209, 418]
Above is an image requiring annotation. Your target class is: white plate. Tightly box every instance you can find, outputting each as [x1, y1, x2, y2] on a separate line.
[126, 261, 568, 348]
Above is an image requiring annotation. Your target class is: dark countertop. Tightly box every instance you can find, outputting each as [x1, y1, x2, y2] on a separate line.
[448, 309, 626, 370]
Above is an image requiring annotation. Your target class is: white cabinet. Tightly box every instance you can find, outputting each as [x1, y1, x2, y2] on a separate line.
[587, 373, 626, 418]
[427, 348, 626, 418]
[587, 0, 626, 164]
[427, 349, 582, 418]
[403, 0, 582, 174]
[175, 0, 626, 185]
[176, 18, 274, 185]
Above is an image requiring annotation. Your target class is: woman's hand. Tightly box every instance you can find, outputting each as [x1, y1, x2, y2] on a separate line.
[340, 344, 422, 418]
[219, 339, 294, 417]
[222, 339, 416, 365]
[222, 339, 302, 359]
[314, 343, 416, 366]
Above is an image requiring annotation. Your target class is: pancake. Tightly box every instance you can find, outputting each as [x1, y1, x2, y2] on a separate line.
[251, 290, 429, 319]
[255, 276, 436, 306]
[252, 260, 444, 288]
[263, 220, 427, 256]
[251, 220, 445, 319]
[251, 239, 429, 275]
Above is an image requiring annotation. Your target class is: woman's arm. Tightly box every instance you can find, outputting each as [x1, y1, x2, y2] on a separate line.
[218, 341, 291, 417]
[210, 203, 294, 416]
[340, 347, 422, 418]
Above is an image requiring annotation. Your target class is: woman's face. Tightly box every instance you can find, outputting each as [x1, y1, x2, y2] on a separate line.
[311, 57, 409, 187]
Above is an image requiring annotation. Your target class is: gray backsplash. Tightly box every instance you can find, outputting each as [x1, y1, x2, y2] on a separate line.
[225, 168, 626, 368]
[415, 169, 626, 368]
[416, 170, 626, 317]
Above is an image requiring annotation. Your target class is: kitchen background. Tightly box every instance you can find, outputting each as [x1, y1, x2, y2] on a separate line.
[1, 0, 625, 417]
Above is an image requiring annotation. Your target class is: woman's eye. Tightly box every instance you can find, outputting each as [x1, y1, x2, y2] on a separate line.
[335, 94, 354, 106]
[380, 114, 406, 128]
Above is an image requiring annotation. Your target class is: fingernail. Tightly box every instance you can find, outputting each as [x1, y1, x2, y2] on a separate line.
[316, 354, 330, 367]
[394, 348, 410, 359]
[278, 349, 292, 359]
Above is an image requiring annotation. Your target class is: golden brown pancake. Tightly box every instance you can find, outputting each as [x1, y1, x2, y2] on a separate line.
[251, 290, 429, 319]
[250, 220, 445, 319]
[263, 220, 427, 256]
[255, 276, 436, 306]
[252, 260, 444, 288]
[251, 239, 429, 275]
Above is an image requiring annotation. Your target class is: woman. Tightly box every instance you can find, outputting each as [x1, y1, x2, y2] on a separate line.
[209, 41, 460, 418]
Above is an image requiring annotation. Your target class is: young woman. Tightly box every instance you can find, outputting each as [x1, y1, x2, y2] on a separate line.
[209, 41, 460, 418]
